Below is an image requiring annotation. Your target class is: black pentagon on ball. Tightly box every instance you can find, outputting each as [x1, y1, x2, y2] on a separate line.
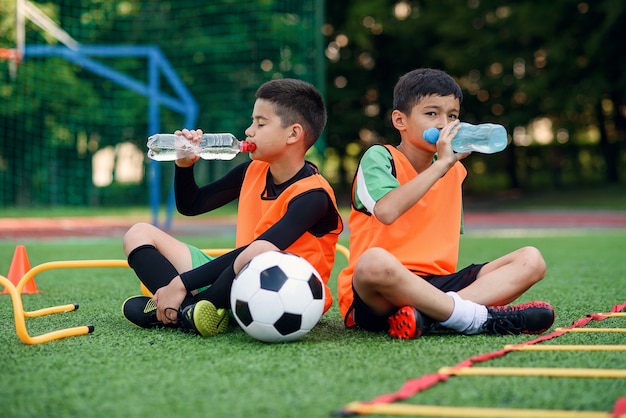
[308, 274, 323, 300]
[234, 300, 253, 326]
[274, 312, 302, 335]
[259, 266, 289, 292]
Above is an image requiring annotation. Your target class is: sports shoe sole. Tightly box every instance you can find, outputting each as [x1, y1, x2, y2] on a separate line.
[388, 306, 425, 340]
[192, 300, 229, 337]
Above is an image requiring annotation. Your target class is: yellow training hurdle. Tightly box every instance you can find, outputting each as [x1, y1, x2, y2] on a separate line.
[1, 244, 350, 345]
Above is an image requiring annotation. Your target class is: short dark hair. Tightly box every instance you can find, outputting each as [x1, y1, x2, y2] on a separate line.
[255, 79, 327, 150]
[393, 68, 463, 115]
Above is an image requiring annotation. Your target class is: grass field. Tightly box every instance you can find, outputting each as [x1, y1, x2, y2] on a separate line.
[1, 230, 625, 418]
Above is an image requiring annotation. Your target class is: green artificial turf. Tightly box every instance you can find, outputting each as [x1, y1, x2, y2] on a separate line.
[1, 231, 625, 418]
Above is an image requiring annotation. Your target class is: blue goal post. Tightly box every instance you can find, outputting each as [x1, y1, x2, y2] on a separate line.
[24, 45, 197, 228]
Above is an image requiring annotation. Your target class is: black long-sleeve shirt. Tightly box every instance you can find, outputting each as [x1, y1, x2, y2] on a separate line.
[175, 161, 340, 291]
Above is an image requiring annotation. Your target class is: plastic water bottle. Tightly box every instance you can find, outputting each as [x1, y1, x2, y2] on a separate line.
[147, 133, 256, 161]
[423, 122, 508, 154]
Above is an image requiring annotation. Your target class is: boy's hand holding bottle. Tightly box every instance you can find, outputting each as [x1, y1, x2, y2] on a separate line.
[424, 121, 508, 154]
[147, 129, 255, 162]
[435, 121, 471, 167]
[173, 129, 202, 167]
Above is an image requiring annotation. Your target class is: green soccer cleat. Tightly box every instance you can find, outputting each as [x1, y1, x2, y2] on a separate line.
[178, 300, 229, 337]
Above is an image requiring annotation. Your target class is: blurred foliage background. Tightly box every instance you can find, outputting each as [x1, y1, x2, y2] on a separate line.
[0, 0, 624, 209]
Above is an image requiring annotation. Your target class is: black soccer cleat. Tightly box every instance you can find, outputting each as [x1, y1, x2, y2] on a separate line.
[122, 295, 176, 329]
[482, 301, 555, 335]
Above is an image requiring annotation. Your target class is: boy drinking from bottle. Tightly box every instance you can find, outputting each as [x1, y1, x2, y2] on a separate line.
[337, 68, 554, 339]
[122, 79, 342, 336]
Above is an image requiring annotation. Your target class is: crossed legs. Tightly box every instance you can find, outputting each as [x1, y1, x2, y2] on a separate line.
[352, 245, 547, 325]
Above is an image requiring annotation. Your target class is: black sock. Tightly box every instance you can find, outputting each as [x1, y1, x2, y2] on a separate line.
[195, 264, 236, 309]
[127, 244, 195, 307]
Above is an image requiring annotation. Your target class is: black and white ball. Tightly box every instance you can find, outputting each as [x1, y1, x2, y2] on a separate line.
[230, 251, 325, 343]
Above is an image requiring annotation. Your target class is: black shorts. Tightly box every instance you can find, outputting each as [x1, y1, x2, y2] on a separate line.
[348, 263, 487, 332]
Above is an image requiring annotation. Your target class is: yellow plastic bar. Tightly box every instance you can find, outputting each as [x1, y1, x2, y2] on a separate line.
[342, 401, 613, 418]
[505, 344, 626, 351]
[202, 243, 351, 262]
[24, 303, 79, 318]
[0, 274, 93, 345]
[555, 327, 626, 333]
[599, 312, 626, 317]
[17, 259, 130, 317]
[334, 243, 351, 262]
[201, 248, 232, 257]
[439, 366, 626, 379]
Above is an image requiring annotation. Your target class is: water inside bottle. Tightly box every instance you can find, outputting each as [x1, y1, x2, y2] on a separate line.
[147, 135, 201, 161]
[147, 148, 198, 161]
[198, 147, 239, 160]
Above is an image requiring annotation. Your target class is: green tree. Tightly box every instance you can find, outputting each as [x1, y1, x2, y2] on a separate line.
[324, 0, 626, 194]
[0, 0, 322, 207]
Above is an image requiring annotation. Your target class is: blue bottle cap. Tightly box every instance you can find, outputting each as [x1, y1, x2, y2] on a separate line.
[423, 128, 440, 144]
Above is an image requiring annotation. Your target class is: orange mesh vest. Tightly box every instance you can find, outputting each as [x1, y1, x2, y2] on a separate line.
[337, 145, 467, 321]
[236, 160, 342, 313]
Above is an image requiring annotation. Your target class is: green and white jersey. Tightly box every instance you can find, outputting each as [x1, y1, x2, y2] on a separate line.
[353, 144, 464, 232]
[354, 145, 400, 214]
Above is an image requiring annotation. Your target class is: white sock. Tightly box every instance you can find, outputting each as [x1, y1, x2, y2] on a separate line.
[439, 292, 488, 334]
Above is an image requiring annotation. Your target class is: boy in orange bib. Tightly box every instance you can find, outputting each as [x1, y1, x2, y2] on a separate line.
[337, 68, 554, 339]
[122, 79, 342, 336]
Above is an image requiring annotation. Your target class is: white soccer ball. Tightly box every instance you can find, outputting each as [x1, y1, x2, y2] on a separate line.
[230, 251, 325, 343]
